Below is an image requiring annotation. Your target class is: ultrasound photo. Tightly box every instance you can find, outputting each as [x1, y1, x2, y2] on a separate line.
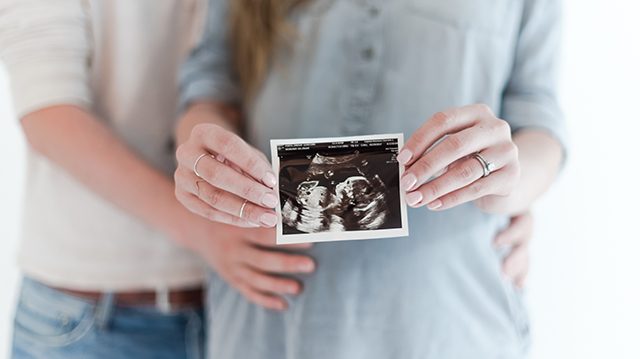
[271, 134, 409, 244]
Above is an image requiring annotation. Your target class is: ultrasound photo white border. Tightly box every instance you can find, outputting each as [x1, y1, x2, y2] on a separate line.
[271, 133, 409, 245]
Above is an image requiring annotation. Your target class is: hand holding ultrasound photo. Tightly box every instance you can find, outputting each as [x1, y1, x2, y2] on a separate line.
[271, 134, 409, 244]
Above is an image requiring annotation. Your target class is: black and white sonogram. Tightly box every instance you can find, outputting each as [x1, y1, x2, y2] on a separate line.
[270, 134, 409, 244]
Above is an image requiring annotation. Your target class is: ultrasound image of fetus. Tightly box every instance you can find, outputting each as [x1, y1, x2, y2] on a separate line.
[280, 151, 393, 234]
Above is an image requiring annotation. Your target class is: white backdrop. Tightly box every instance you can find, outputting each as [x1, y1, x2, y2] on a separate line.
[1, 0, 639, 358]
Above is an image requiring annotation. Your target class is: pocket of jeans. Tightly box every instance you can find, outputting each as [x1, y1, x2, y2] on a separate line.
[13, 281, 95, 347]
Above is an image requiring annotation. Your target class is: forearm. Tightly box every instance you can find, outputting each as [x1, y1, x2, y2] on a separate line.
[478, 129, 564, 215]
[175, 101, 240, 146]
[21, 105, 193, 244]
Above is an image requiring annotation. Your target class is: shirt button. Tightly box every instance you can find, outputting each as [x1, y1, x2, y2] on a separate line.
[361, 47, 375, 60]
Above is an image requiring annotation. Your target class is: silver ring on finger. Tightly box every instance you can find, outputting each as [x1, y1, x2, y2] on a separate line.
[473, 152, 496, 178]
[193, 153, 211, 179]
[239, 199, 249, 219]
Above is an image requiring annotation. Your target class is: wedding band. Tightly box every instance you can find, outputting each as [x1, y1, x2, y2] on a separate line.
[193, 153, 209, 179]
[194, 179, 205, 195]
[473, 153, 496, 178]
[239, 200, 249, 219]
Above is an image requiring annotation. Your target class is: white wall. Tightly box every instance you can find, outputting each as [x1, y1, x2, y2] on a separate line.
[527, 1, 640, 358]
[0, 0, 639, 358]
[0, 64, 24, 358]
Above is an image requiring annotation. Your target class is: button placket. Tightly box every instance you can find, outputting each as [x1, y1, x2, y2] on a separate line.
[340, 1, 385, 135]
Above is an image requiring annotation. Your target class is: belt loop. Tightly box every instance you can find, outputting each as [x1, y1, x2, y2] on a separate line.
[156, 286, 172, 314]
[94, 292, 115, 330]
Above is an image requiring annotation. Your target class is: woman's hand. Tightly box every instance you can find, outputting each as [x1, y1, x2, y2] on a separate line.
[495, 212, 533, 289]
[175, 212, 315, 311]
[398, 104, 520, 211]
[175, 123, 280, 228]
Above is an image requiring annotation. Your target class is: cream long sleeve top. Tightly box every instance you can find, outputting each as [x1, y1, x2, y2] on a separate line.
[0, 0, 207, 291]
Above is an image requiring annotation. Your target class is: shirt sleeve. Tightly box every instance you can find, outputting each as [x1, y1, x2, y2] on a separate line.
[501, 0, 568, 155]
[0, 0, 93, 119]
[178, 0, 240, 112]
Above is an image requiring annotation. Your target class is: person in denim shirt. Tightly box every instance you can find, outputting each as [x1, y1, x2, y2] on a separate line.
[174, 0, 566, 358]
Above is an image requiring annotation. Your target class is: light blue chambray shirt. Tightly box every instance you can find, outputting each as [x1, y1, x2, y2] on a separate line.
[180, 0, 567, 358]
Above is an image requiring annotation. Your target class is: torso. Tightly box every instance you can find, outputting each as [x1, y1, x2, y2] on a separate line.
[208, 0, 529, 358]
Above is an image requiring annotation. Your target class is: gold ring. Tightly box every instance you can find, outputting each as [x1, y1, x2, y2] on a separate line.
[193, 153, 210, 179]
[239, 200, 249, 219]
[195, 179, 205, 195]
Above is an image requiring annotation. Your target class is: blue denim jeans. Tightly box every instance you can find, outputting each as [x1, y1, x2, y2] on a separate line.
[11, 277, 204, 359]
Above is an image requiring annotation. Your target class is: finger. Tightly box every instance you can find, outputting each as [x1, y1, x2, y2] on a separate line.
[401, 121, 511, 192]
[397, 104, 496, 166]
[515, 272, 528, 289]
[424, 165, 519, 210]
[405, 155, 484, 207]
[495, 212, 534, 248]
[226, 160, 247, 176]
[177, 168, 278, 227]
[237, 266, 302, 295]
[241, 228, 313, 249]
[241, 246, 316, 274]
[503, 244, 529, 287]
[190, 124, 277, 187]
[405, 143, 516, 207]
[238, 227, 315, 249]
[175, 190, 258, 228]
[190, 155, 279, 209]
[225, 149, 271, 180]
[252, 147, 270, 164]
[235, 283, 288, 311]
[278, 242, 314, 249]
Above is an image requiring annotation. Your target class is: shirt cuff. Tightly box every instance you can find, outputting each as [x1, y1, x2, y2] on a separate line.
[502, 96, 569, 163]
[179, 75, 240, 114]
[9, 63, 91, 118]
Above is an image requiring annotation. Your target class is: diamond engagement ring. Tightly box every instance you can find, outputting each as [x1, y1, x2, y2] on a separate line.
[473, 153, 496, 178]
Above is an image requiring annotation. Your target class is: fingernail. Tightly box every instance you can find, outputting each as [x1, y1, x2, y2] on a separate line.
[401, 173, 417, 191]
[299, 261, 315, 272]
[397, 149, 412, 165]
[287, 284, 300, 294]
[406, 191, 423, 206]
[427, 200, 442, 210]
[262, 193, 278, 208]
[274, 301, 288, 311]
[259, 213, 278, 227]
[263, 172, 277, 188]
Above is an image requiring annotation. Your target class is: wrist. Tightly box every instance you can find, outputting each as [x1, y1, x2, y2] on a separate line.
[162, 200, 201, 249]
[475, 192, 526, 215]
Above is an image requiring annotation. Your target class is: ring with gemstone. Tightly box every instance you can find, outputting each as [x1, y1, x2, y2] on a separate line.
[473, 153, 496, 178]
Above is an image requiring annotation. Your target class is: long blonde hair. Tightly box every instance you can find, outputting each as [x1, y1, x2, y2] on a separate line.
[229, 0, 307, 98]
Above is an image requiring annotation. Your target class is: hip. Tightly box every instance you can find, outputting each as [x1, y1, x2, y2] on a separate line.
[11, 277, 205, 359]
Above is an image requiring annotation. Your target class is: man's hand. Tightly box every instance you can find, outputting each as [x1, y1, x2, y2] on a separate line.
[174, 211, 315, 311]
[495, 212, 533, 289]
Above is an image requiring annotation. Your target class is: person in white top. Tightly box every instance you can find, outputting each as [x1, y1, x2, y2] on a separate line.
[0, 0, 318, 357]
